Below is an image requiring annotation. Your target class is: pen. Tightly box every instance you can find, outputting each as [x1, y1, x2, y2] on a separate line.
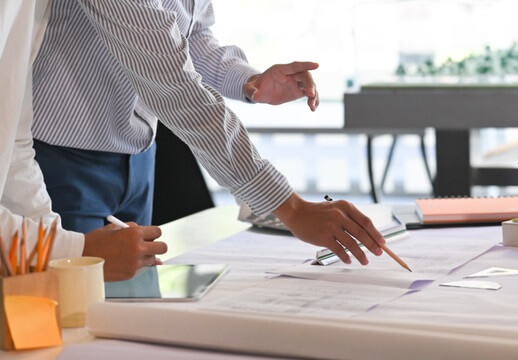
[107, 215, 160, 271]
[324, 195, 412, 272]
[106, 215, 129, 228]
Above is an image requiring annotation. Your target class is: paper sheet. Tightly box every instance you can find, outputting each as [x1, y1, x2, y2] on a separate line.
[4, 295, 62, 349]
[273, 226, 499, 288]
[205, 277, 410, 319]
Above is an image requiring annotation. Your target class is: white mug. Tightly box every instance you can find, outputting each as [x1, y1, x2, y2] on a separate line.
[49, 256, 105, 328]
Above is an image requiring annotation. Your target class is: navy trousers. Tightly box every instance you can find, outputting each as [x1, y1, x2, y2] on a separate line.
[34, 140, 157, 296]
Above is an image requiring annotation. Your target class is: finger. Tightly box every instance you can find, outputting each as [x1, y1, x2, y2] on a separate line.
[126, 221, 138, 227]
[334, 231, 369, 265]
[139, 225, 162, 241]
[325, 239, 352, 265]
[140, 255, 158, 268]
[340, 201, 386, 246]
[277, 61, 319, 76]
[143, 240, 168, 256]
[308, 89, 320, 111]
[154, 258, 163, 265]
[341, 215, 383, 256]
[291, 71, 316, 97]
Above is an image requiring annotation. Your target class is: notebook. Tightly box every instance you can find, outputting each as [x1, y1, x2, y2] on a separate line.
[415, 196, 518, 224]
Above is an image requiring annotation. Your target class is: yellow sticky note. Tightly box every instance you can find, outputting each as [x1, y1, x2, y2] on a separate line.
[4, 295, 62, 350]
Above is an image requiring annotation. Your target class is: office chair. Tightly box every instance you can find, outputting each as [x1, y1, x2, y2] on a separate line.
[366, 132, 434, 203]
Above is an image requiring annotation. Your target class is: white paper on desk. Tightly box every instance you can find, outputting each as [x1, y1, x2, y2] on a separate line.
[274, 226, 499, 288]
[204, 277, 410, 320]
[86, 299, 518, 360]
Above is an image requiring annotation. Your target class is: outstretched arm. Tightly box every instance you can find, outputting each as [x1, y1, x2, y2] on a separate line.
[243, 62, 320, 111]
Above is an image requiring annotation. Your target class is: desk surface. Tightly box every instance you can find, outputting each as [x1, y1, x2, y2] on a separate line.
[1, 206, 249, 360]
[4, 205, 518, 360]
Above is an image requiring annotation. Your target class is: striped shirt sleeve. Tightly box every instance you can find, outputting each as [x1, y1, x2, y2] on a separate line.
[76, 0, 293, 215]
[187, 1, 259, 101]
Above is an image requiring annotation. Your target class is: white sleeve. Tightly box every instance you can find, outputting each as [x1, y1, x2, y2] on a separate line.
[0, 0, 84, 261]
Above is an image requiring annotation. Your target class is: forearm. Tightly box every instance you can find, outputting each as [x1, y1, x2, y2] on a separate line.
[78, 0, 291, 215]
[188, 0, 259, 100]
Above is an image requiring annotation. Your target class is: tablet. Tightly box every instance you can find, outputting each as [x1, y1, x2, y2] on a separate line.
[106, 264, 229, 302]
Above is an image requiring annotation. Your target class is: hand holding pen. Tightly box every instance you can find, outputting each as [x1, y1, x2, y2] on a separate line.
[81, 215, 166, 281]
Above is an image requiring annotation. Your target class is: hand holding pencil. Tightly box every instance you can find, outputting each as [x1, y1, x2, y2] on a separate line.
[272, 193, 387, 266]
[324, 195, 411, 272]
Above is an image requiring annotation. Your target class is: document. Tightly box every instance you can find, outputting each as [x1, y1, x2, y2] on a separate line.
[204, 277, 410, 320]
[273, 226, 499, 288]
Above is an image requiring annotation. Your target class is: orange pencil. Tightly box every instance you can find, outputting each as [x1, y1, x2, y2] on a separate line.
[0, 235, 14, 276]
[19, 218, 28, 275]
[27, 220, 45, 271]
[41, 218, 58, 270]
[35, 219, 45, 272]
[9, 231, 18, 275]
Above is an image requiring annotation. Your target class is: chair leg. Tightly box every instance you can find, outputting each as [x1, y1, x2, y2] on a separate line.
[367, 135, 381, 203]
[380, 135, 398, 192]
[419, 134, 435, 193]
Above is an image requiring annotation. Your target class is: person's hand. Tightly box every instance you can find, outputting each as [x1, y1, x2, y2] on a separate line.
[243, 61, 320, 111]
[83, 223, 166, 281]
[272, 193, 385, 265]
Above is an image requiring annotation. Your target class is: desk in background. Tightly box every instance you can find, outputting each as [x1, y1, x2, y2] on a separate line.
[344, 83, 518, 197]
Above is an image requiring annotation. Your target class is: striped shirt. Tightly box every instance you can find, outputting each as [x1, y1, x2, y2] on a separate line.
[32, 0, 293, 215]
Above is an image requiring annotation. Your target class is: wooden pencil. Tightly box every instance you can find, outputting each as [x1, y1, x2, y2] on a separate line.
[0, 234, 14, 276]
[35, 219, 45, 272]
[9, 231, 18, 275]
[19, 218, 28, 275]
[42, 218, 58, 270]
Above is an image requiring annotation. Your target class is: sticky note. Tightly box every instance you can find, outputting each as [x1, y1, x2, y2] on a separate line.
[4, 295, 62, 349]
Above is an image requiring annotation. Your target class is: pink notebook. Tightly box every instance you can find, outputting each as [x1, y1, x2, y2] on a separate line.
[415, 196, 518, 224]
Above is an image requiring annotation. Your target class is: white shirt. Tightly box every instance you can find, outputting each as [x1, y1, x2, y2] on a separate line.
[0, 0, 84, 261]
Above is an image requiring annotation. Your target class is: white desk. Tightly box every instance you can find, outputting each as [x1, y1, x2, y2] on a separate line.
[4, 205, 518, 360]
[1, 206, 250, 360]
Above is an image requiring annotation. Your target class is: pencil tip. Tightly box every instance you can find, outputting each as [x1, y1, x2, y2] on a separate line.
[408, 268, 412, 272]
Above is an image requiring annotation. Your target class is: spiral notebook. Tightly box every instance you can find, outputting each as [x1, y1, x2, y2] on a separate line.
[415, 196, 518, 225]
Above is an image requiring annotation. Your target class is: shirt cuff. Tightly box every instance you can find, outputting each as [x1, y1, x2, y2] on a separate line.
[221, 62, 260, 102]
[51, 229, 85, 260]
[232, 162, 294, 216]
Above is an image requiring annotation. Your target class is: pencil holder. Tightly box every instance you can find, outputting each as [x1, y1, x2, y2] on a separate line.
[0, 271, 61, 351]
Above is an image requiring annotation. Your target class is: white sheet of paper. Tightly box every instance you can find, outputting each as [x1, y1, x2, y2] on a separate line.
[205, 277, 410, 320]
[273, 226, 499, 288]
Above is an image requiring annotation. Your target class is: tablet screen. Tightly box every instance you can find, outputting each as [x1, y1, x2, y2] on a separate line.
[106, 264, 229, 302]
